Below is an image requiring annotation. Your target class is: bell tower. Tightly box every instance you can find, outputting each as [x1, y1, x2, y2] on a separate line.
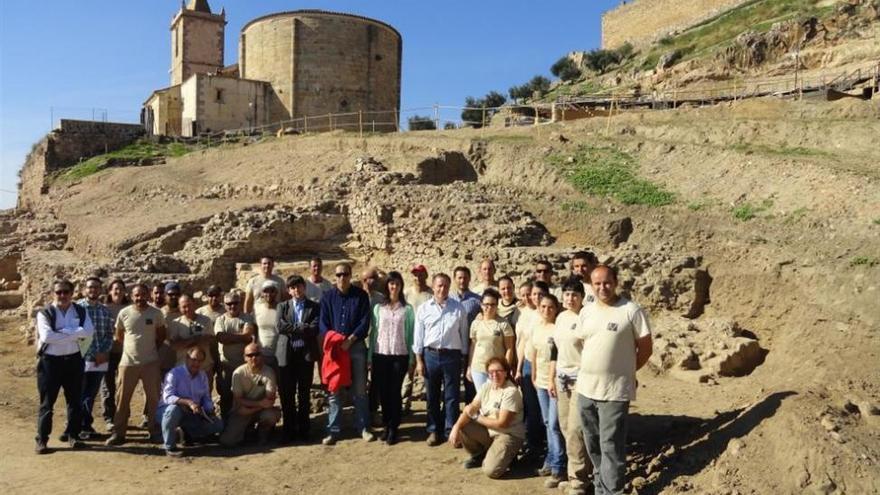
[170, 0, 226, 85]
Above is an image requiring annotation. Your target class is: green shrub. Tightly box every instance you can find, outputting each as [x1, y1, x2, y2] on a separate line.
[408, 115, 436, 131]
[732, 199, 773, 221]
[550, 57, 582, 82]
[850, 256, 879, 267]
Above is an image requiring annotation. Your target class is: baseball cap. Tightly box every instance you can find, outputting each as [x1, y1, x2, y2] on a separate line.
[411, 264, 427, 274]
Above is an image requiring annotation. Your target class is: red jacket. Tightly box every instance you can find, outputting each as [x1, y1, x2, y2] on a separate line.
[321, 330, 352, 393]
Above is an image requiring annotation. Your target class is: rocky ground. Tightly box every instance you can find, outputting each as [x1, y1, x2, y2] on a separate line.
[1, 93, 879, 494]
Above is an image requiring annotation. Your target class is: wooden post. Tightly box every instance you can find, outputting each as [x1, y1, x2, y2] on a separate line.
[481, 106, 487, 129]
[533, 105, 539, 126]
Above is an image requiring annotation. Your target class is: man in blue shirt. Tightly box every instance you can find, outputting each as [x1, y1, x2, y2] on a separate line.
[413, 273, 469, 446]
[319, 262, 372, 445]
[158, 346, 224, 457]
[75, 277, 113, 440]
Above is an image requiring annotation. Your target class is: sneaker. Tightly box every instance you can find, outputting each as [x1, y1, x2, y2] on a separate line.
[321, 435, 338, 446]
[426, 432, 442, 447]
[79, 428, 97, 441]
[536, 466, 552, 477]
[361, 429, 375, 442]
[165, 447, 184, 458]
[544, 474, 566, 489]
[68, 438, 86, 449]
[463, 454, 485, 469]
[105, 434, 124, 446]
[35, 440, 48, 455]
[59, 433, 70, 442]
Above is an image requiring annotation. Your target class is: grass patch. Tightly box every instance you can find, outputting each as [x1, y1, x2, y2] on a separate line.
[561, 200, 596, 213]
[548, 145, 675, 206]
[873, 218, 880, 225]
[732, 198, 773, 221]
[729, 143, 832, 158]
[850, 256, 879, 268]
[56, 141, 197, 182]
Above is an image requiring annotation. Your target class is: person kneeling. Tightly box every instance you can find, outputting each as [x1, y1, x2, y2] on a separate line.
[159, 346, 224, 457]
[449, 357, 525, 479]
[219, 343, 281, 447]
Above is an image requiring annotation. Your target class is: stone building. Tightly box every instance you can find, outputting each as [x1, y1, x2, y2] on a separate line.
[143, 1, 402, 137]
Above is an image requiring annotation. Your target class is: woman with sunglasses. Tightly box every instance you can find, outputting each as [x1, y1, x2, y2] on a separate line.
[467, 289, 515, 393]
[449, 356, 525, 478]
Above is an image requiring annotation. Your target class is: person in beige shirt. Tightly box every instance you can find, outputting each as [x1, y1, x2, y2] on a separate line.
[470, 258, 498, 295]
[449, 357, 525, 479]
[575, 265, 652, 495]
[305, 256, 334, 303]
[219, 343, 281, 447]
[168, 295, 216, 390]
[528, 293, 567, 487]
[106, 284, 166, 445]
[467, 289, 514, 393]
[244, 256, 287, 314]
[214, 292, 256, 420]
[513, 279, 548, 465]
[496, 276, 521, 329]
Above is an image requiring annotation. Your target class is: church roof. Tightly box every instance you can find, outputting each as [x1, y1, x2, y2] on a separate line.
[187, 0, 212, 13]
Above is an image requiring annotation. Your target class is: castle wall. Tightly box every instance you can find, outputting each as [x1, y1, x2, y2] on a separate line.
[601, 0, 751, 48]
[240, 11, 401, 130]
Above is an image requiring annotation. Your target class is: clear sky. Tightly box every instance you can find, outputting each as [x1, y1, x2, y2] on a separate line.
[0, 0, 619, 209]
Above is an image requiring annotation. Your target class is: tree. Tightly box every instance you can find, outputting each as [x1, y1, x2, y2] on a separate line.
[528, 75, 552, 95]
[510, 75, 553, 102]
[408, 115, 436, 131]
[551, 56, 582, 82]
[461, 91, 507, 128]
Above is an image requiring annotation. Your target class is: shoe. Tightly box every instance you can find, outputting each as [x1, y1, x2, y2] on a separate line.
[385, 429, 398, 446]
[68, 438, 86, 449]
[105, 434, 124, 446]
[361, 429, 375, 442]
[321, 435, 338, 446]
[463, 454, 485, 469]
[536, 466, 552, 477]
[148, 433, 163, 444]
[165, 447, 184, 457]
[257, 428, 272, 446]
[380, 429, 389, 441]
[544, 474, 566, 489]
[35, 440, 48, 455]
[104, 420, 114, 432]
[59, 433, 70, 442]
[79, 428, 97, 440]
[139, 418, 149, 429]
[557, 481, 570, 491]
[426, 432, 442, 447]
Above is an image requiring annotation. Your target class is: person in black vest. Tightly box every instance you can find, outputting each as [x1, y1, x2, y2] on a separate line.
[34, 279, 95, 454]
[276, 275, 320, 442]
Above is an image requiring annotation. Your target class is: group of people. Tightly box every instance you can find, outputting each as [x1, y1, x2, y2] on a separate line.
[34, 252, 652, 495]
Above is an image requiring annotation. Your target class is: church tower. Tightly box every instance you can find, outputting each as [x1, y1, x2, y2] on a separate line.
[170, 0, 226, 85]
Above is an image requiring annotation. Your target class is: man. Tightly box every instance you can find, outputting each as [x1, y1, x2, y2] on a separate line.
[214, 292, 256, 420]
[551, 279, 591, 495]
[319, 262, 373, 444]
[159, 346, 224, 456]
[570, 251, 599, 303]
[151, 284, 166, 308]
[276, 275, 320, 442]
[149, 281, 182, 427]
[535, 260, 563, 304]
[304, 256, 333, 303]
[450, 266, 481, 403]
[76, 277, 113, 440]
[219, 343, 282, 447]
[168, 295, 215, 390]
[402, 264, 433, 413]
[361, 266, 386, 307]
[196, 285, 225, 326]
[106, 284, 166, 445]
[34, 279, 94, 454]
[413, 273, 469, 446]
[244, 256, 287, 314]
[577, 265, 653, 495]
[470, 258, 498, 295]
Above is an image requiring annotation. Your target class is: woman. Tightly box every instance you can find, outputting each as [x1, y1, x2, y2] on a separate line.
[99, 279, 130, 430]
[467, 289, 515, 393]
[368, 271, 414, 445]
[514, 280, 549, 466]
[254, 280, 282, 374]
[528, 293, 567, 488]
[496, 276, 520, 329]
[516, 280, 534, 310]
[449, 356, 525, 479]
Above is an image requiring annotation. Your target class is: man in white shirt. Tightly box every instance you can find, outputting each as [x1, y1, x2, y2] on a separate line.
[244, 256, 287, 314]
[35, 279, 95, 454]
[413, 273, 469, 446]
[576, 265, 653, 495]
[304, 256, 333, 303]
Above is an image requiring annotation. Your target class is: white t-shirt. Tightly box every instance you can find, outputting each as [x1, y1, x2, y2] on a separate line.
[576, 297, 652, 402]
[305, 278, 333, 303]
[477, 380, 526, 440]
[552, 310, 583, 376]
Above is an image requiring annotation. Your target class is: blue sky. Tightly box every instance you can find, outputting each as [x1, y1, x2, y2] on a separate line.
[0, 0, 619, 209]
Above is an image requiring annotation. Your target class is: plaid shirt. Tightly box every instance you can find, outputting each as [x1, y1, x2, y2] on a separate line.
[77, 299, 113, 361]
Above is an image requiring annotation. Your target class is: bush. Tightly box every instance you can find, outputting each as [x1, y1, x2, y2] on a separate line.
[461, 91, 507, 128]
[508, 75, 552, 101]
[551, 56, 582, 82]
[408, 115, 436, 131]
[443, 121, 457, 130]
[582, 43, 637, 74]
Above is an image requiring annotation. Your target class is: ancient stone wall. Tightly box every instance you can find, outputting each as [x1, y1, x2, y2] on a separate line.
[239, 11, 401, 129]
[601, 0, 751, 48]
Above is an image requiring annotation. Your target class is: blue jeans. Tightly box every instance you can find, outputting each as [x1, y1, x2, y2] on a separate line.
[472, 370, 488, 393]
[521, 360, 545, 452]
[327, 340, 370, 436]
[159, 404, 224, 450]
[537, 386, 567, 475]
[80, 370, 105, 431]
[424, 348, 462, 437]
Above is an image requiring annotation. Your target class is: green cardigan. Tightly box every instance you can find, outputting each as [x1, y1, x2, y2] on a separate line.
[368, 302, 415, 365]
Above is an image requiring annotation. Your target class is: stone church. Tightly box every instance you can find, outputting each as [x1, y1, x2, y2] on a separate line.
[143, 0, 402, 137]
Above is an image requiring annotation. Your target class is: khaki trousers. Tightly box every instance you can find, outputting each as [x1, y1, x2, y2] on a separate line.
[113, 361, 161, 438]
[459, 421, 524, 479]
[557, 379, 591, 490]
[219, 406, 282, 447]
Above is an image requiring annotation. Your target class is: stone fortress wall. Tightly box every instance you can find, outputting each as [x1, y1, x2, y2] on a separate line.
[601, 0, 752, 48]
[239, 10, 402, 130]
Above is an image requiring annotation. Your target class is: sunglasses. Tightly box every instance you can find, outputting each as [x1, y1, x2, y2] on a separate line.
[245, 352, 262, 358]
[335, 272, 351, 278]
[225, 301, 239, 306]
[54, 290, 72, 295]
[167, 292, 181, 297]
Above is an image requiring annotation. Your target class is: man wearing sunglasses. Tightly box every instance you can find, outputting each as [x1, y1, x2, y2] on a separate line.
[34, 279, 94, 454]
[214, 292, 256, 420]
[319, 262, 372, 445]
[534, 260, 563, 304]
[219, 342, 281, 447]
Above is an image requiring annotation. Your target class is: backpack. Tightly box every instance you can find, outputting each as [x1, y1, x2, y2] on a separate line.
[37, 304, 87, 357]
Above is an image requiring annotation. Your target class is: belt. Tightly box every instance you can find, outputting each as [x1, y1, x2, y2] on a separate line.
[425, 347, 460, 354]
[42, 352, 82, 360]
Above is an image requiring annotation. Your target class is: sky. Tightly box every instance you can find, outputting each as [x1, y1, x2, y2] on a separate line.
[0, 0, 620, 209]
